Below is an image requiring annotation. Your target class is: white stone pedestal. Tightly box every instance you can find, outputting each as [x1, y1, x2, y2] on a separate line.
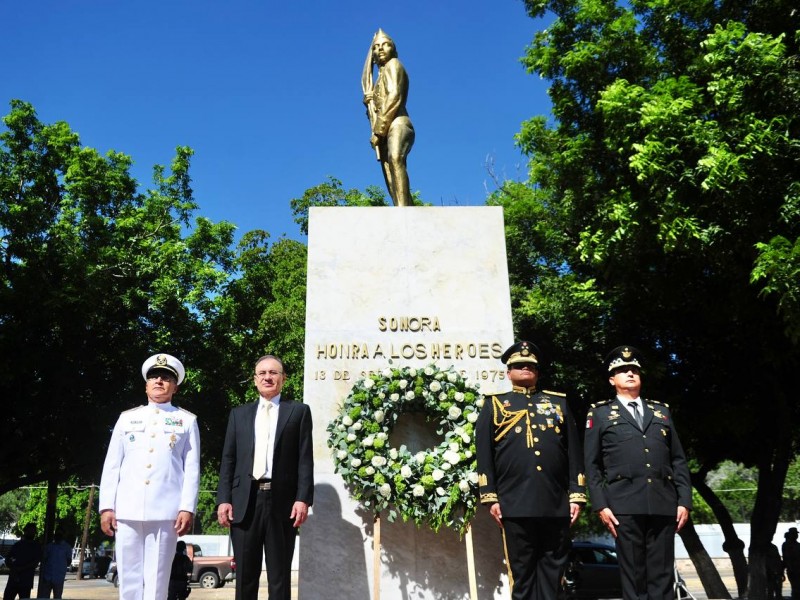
[300, 207, 514, 599]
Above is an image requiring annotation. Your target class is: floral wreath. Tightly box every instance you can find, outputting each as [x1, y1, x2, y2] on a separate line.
[327, 362, 484, 534]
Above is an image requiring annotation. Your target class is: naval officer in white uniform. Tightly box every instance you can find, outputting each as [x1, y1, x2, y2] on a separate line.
[100, 353, 200, 600]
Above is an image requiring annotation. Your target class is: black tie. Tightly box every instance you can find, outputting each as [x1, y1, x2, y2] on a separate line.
[628, 401, 643, 429]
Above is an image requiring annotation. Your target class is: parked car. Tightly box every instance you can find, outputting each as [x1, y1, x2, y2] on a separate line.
[186, 544, 235, 589]
[561, 541, 622, 599]
[106, 560, 118, 587]
[105, 545, 235, 589]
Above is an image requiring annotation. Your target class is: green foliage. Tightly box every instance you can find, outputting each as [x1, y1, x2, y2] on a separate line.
[0, 489, 29, 534]
[290, 176, 388, 235]
[508, 2, 799, 589]
[16, 481, 102, 546]
[0, 100, 237, 493]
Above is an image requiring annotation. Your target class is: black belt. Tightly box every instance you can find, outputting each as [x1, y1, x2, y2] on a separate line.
[255, 479, 271, 491]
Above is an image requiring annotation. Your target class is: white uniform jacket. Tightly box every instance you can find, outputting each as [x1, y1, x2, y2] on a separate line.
[100, 402, 200, 521]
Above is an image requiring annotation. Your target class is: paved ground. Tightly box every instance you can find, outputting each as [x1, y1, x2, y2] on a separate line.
[0, 561, 787, 599]
[0, 571, 294, 599]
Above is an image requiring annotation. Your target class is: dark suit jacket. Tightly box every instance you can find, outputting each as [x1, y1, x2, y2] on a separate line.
[583, 397, 692, 515]
[217, 398, 314, 523]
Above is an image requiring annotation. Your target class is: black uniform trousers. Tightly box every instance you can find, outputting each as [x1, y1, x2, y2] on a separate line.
[615, 514, 675, 600]
[503, 516, 570, 600]
[231, 482, 297, 600]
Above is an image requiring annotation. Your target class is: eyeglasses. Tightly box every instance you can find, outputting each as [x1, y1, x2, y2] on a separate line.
[508, 364, 537, 371]
[255, 370, 284, 379]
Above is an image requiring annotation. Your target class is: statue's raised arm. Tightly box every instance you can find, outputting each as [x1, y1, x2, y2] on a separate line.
[362, 29, 415, 207]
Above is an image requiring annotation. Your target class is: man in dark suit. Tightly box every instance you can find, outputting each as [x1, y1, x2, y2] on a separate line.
[217, 355, 314, 600]
[584, 345, 691, 600]
[477, 341, 586, 599]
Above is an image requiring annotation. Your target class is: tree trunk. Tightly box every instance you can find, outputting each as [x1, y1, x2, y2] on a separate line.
[36, 478, 59, 598]
[693, 473, 749, 596]
[748, 447, 791, 600]
[679, 519, 732, 599]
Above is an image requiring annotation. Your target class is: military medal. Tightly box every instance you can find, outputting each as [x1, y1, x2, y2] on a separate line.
[169, 433, 177, 449]
[129, 434, 135, 442]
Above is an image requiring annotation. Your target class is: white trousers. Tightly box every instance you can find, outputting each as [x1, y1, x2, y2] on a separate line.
[116, 520, 177, 600]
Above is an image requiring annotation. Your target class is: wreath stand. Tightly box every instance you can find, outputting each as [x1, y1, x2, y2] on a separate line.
[371, 514, 479, 600]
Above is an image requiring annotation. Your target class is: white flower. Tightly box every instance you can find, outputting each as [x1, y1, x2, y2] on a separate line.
[405, 390, 415, 400]
[454, 392, 465, 401]
[461, 433, 471, 444]
[448, 406, 462, 419]
[401, 465, 412, 478]
[398, 379, 408, 389]
[351, 458, 362, 468]
[436, 487, 446, 496]
[376, 432, 388, 441]
[415, 452, 427, 464]
[347, 433, 357, 442]
[390, 393, 400, 402]
[424, 366, 435, 376]
[342, 415, 353, 427]
[476, 397, 485, 408]
[409, 368, 417, 377]
[441, 462, 451, 471]
[337, 450, 348, 460]
[379, 483, 391, 497]
[365, 466, 375, 475]
[465, 450, 473, 458]
[389, 448, 399, 460]
[337, 424, 346, 431]
[444, 450, 460, 464]
[382, 368, 393, 377]
[459, 480, 471, 493]
[429, 381, 441, 392]
[363, 378, 375, 389]
[371, 456, 387, 467]
[447, 372, 458, 383]
[361, 436, 375, 447]
[413, 485, 425, 497]
[378, 391, 386, 399]
[439, 392, 448, 401]
[467, 412, 479, 423]
[449, 442, 460, 453]
[432, 469, 445, 481]
[468, 472, 479, 484]
[374, 410, 385, 423]
[454, 426, 464, 435]
[352, 422, 362, 431]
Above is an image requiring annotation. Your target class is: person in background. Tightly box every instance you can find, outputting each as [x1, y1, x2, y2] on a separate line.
[3, 523, 42, 600]
[99, 353, 201, 600]
[167, 540, 193, 600]
[39, 529, 72, 599]
[783, 527, 800, 599]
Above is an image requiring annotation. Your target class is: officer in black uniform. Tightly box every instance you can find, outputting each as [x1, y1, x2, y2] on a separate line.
[584, 346, 692, 600]
[477, 341, 586, 600]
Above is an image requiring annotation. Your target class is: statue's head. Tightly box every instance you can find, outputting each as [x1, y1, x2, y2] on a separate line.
[372, 29, 397, 65]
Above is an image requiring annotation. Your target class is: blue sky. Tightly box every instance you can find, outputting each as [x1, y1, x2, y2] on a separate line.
[2, 0, 552, 241]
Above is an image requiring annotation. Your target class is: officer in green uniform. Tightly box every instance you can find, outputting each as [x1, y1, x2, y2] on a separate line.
[584, 346, 692, 600]
[477, 341, 586, 599]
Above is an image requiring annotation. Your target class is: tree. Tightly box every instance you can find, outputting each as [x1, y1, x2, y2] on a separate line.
[0, 100, 237, 494]
[504, 1, 799, 596]
[290, 176, 389, 236]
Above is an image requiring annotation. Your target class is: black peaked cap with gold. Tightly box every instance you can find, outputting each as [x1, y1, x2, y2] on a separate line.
[501, 341, 541, 366]
[605, 345, 643, 372]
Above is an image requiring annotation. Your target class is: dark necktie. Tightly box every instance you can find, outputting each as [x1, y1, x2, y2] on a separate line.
[628, 401, 643, 429]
